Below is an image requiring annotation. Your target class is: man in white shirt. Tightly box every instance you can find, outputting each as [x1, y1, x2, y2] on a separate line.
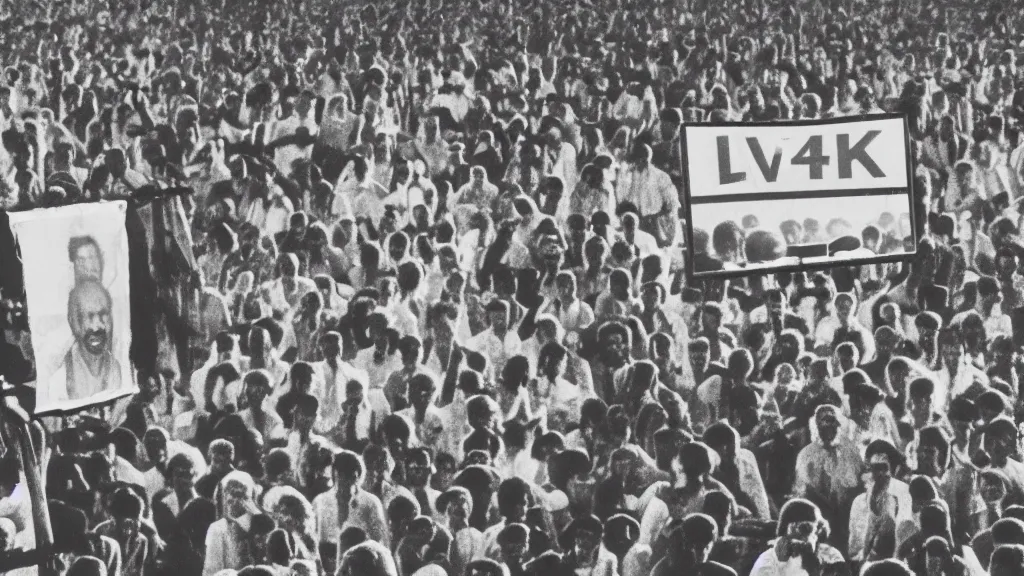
[141, 426, 207, 502]
[620, 212, 661, 260]
[466, 299, 523, 378]
[312, 331, 370, 434]
[616, 144, 679, 248]
[260, 253, 317, 319]
[313, 449, 390, 568]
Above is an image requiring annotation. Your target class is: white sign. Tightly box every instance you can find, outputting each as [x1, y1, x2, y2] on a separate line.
[9, 202, 137, 414]
[682, 115, 915, 278]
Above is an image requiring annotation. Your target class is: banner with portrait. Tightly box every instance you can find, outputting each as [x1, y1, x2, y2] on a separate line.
[9, 202, 136, 414]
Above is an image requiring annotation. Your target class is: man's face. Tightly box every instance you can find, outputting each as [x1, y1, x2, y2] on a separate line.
[211, 449, 233, 474]
[224, 481, 251, 518]
[406, 457, 431, 487]
[836, 297, 853, 319]
[172, 462, 197, 492]
[985, 432, 1014, 466]
[606, 333, 629, 364]
[918, 444, 943, 477]
[445, 494, 471, 524]
[344, 382, 364, 406]
[389, 242, 405, 263]
[940, 342, 961, 366]
[980, 474, 1007, 505]
[703, 311, 720, 334]
[691, 347, 709, 372]
[114, 515, 140, 544]
[410, 381, 433, 410]
[246, 384, 267, 408]
[73, 243, 103, 281]
[816, 411, 840, 445]
[868, 453, 892, 485]
[145, 436, 168, 464]
[910, 394, 933, 424]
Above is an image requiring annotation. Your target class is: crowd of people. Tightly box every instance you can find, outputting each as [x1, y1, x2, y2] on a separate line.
[3, 0, 1024, 575]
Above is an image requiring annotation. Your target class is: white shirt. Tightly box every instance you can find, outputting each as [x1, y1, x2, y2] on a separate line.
[466, 328, 523, 377]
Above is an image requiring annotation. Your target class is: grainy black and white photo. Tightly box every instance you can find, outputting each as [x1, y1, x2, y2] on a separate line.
[0, 0, 1020, 575]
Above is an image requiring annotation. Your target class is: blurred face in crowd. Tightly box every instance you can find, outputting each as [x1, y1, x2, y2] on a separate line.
[939, 340, 962, 367]
[406, 453, 431, 488]
[868, 452, 892, 486]
[910, 392, 933, 426]
[223, 480, 251, 518]
[114, 510, 141, 545]
[917, 443, 944, 477]
[984, 430, 1015, 467]
[816, 408, 840, 447]
[145, 434, 168, 465]
[210, 445, 234, 475]
[606, 333, 629, 365]
[445, 491, 471, 526]
[979, 473, 1007, 506]
[997, 255, 1016, 279]
[488, 308, 508, 334]
[172, 460, 197, 492]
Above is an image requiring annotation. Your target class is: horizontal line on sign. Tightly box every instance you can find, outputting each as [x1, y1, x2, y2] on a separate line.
[689, 187, 909, 205]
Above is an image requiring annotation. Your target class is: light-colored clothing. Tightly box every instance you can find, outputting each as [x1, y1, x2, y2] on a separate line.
[466, 328, 523, 379]
[848, 478, 913, 561]
[202, 517, 252, 576]
[312, 359, 370, 435]
[792, 440, 863, 512]
[312, 488, 389, 566]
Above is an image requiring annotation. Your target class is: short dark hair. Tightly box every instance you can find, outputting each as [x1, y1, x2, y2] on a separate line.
[109, 487, 144, 520]
[67, 235, 102, 264]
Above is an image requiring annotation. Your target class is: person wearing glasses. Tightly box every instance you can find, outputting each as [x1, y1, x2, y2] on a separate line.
[749, 498, 848, 576]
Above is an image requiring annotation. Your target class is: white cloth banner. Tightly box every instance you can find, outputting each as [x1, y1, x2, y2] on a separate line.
[9, 201, 137, 414]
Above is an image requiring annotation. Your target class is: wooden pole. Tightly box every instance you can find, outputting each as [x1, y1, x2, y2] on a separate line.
[2, 390, 55, 576]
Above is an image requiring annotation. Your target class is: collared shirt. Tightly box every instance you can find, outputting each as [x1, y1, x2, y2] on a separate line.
[312, 488, 389, 565]
[792, 440, 863, 512]
[848, 478, 913, 561]
[48, 344, 124, 407]
[202, 516, 253, 576]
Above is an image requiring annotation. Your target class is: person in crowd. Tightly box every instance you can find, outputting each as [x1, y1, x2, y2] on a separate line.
[4, 1, 1024, 576]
